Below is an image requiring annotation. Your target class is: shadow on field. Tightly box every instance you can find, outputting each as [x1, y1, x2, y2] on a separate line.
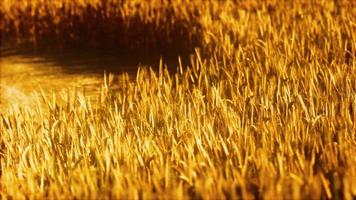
[0, 0, 201, 75]
[0, 44, 193, 76]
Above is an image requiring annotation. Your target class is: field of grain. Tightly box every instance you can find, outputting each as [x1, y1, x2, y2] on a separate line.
[0, 0, 355, 199]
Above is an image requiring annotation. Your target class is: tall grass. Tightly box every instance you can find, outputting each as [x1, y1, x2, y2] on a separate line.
[0, 0, 201, 53]
[1, 0, 356, 199]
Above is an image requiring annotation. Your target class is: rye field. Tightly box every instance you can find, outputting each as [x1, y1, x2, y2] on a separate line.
[0, 0, 355, 199]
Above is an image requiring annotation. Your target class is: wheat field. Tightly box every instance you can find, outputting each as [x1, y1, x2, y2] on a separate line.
[0, 0, 355, 199]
